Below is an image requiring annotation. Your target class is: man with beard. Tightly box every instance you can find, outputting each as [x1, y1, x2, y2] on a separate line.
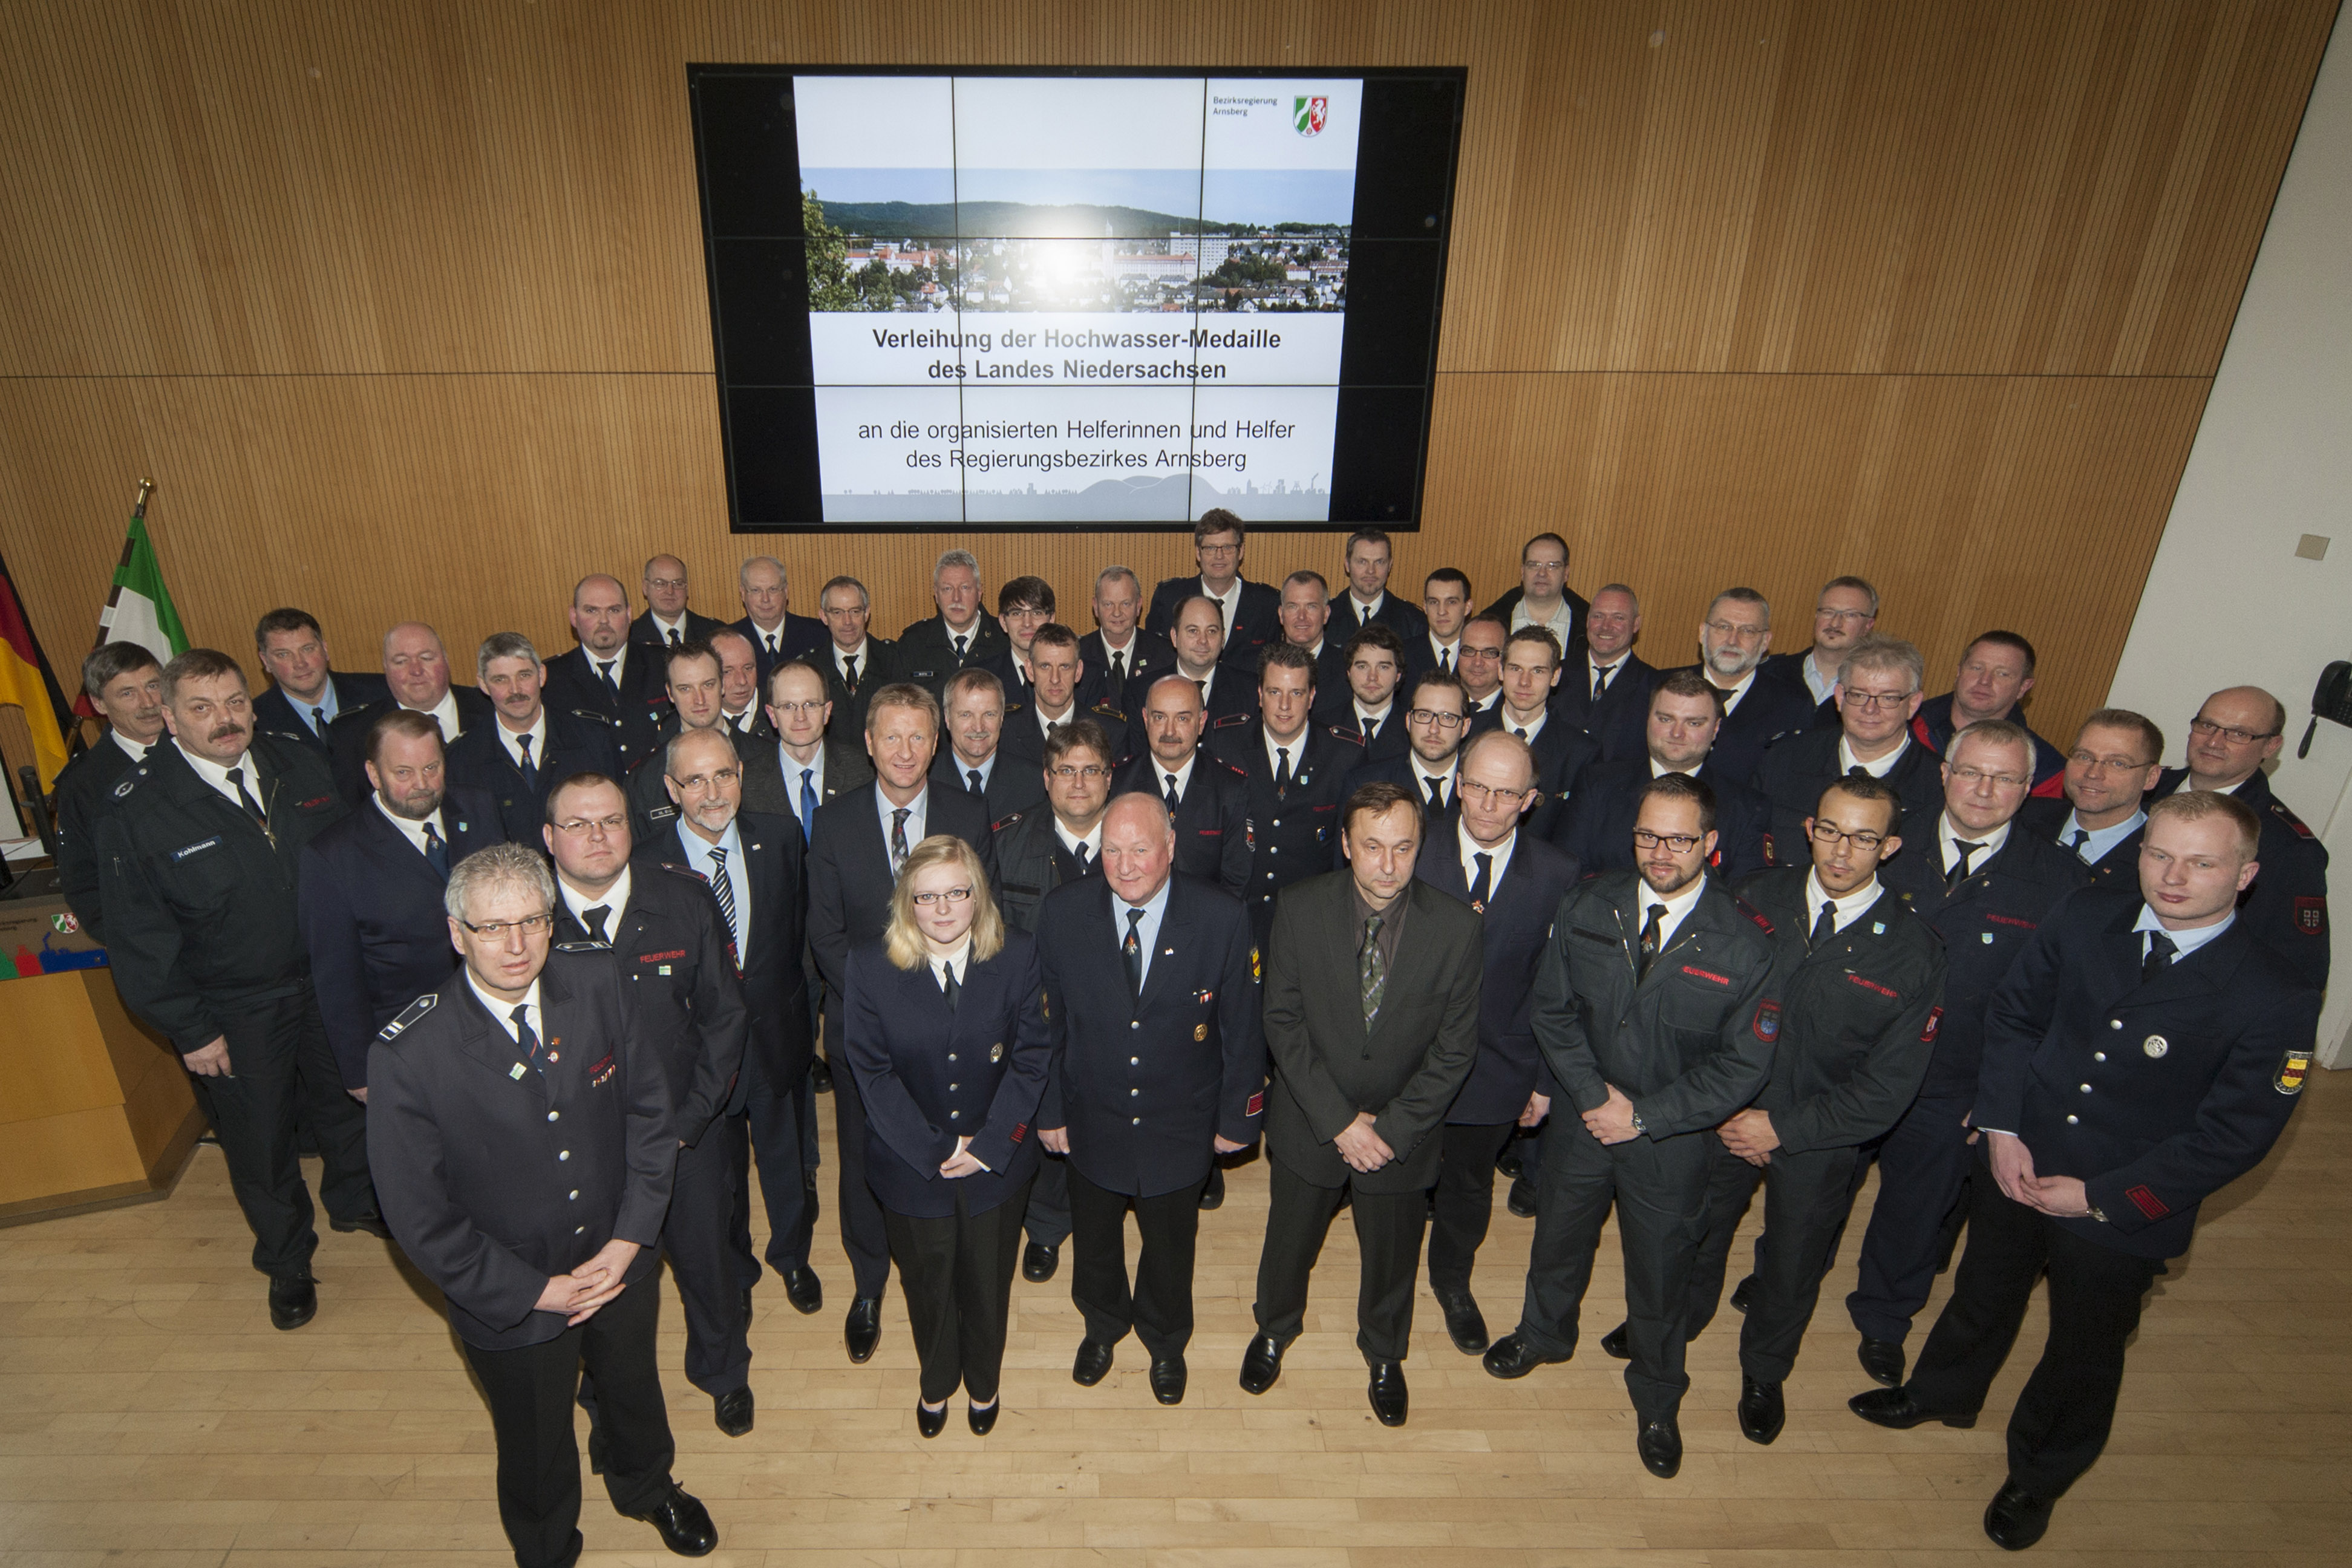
[328, 621, 495, 800]
[1674, 588, 1815, 789]
[1763, 575, 1880, 724]
[446, 632, 618, 843]
[98, 649, 375, 1327]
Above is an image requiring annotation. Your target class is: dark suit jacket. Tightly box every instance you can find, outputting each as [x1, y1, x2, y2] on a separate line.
[327, 688, 497, 803]
[1261, 872, 1483, 1193]
[1910, 693, 2066, 795]
[1344, 750, 1457, 829]
[553, 860, 748, 1148]
[1550, 652, 1657, 765]
[1196, 664, 1261, 726]
[630, 609, 725, 651]
[1146, 575, 1282, 661]
[806, 783, 998, 1043]
[741, 736, 875, 835]
[297, 788, 505, 1088]
[893, 613, 1005, 699]
[1417, 827, 1583, 1125]
[1478, 585, 1590, 653]
[542, 644, 670, 782]
[1554, 757, 1769, 881]
[1080, 628, 1178, 716]
[253, 670, 390, 751]
[1977, 886, 2321, 1259]
[443, 708, 619, 844]
[1529, 871, 1779, 1135]
[51, 734, 143, 936]
[991, 806, 1095, 935]
[1665, 664, 1818, 789]
[1317, 700, 1411, 765]
[976, 645, 1112, 717]
[2016, 795, 2143, 892]
[1329, 590, 1429, 646]
[1753, 728, 1948, 867]
[840, 933, 1048, 1218]
[1878, 825, 2091, 1100]
[2151, 768, 2330, 989]
[999, 699, 1132, 774]
[1036, 874, 1266, 1196]
[798, 641, 902, 740]
[636, 811, 813, 1086]
[1111, 748, 1252, 897]
[735, 612, 829, 691]
[364, 952, 673, 1349]
[1205, 718, 1359, 946]
[932, 748, 1046, 827]
[1471, 708, 1599, 842]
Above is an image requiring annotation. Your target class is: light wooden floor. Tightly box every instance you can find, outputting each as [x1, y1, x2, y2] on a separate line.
[4, 1074, 2347, 1568]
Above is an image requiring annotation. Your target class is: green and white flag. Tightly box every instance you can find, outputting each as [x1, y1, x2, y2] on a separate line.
[97, 505, 188, 667]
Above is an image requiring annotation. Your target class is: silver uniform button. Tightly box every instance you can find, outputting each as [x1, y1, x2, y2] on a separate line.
[547, 1111, 560, 1122]
[2109, 1019, 2123, 1030]
[2143, 1035, 2169, 1059]
[949, 1110, 960, 1120]
[559, 1151, 569, 1160]
[1132, 1117, 1141, 1125]
[1131, 1088, 1140, 1096]
[2080, 1083, 2092, 1093]
[1131, 1057, 1140, 1065]
[575, 1225, 586, 1235]
[1131, 1021, 1140, 1030]
[948, 1054, 956, 1062]
[2067, 1114, 2079, 1125]
[568, 1190, 579, 1200]
[949, 1083, 958, 1092]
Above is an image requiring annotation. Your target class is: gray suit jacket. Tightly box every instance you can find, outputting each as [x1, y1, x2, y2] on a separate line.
[1261, 871, 1483, 1193]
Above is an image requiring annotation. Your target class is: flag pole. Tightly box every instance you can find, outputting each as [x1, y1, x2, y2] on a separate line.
[94, 477, 155, 652]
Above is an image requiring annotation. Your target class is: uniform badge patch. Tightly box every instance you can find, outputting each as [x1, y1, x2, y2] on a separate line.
[2294, 897, 2327, 935]
[509, 1062, 528, 1080]
[2276, 1047, 2311, 1094]
[113, 776, 137, 798]
[1921, 1007, 1942, 1044]
[1761, 831, 1774, 864]
[170, 837, 222, 861]
[589, 1054, 616, 1086]
[1752, 1000, 1780, 1042]
[377, 992, 438, 1039]
[2125, 1184, 2170, 1220]
[1194, 1022, 1208, 1040]
[1246, 1090, 1264, 1117]
[2143, 1034, 2169, 1059]
[1250, 947, 1261, 982]
[990, 1042, 1004, 1062]
[1011, 1123, 1027, 1142]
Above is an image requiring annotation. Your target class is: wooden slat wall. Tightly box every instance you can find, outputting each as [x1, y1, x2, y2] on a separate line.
[0, 0, 2336, 748]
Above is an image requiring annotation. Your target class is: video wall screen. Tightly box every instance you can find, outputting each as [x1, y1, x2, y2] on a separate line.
[685, 67, 1466, 532]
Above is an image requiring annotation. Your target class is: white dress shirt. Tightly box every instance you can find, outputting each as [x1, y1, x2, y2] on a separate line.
[1264, 726, 1310, 779]
[176, 741, 267, 814]
[1711, 668, 1759, 716]
[877, 785, 929, 864]
[1503, 707, 1549, 744]
[1053, 817, 1105, 864]
[1151, 753, 1197, 805]
[648, 610, 690, 644]
[373, 793, 449, 860]
[1803, 869, 1885, 935]
[1349, 590, 1387, 623]
[1427, 632, 1462, 671]
[835, 638, 872, 684]
[1458, 819, 1515, 893]
[111, 728, 153, 764]
[1354, 698, 1394, 736]
[927, 939, 973, 992]
[469, 976, 546, 1051]
[1839, 733, 1909, 778]
[1512, 598, 1575, 654]
[415, 687, 464, 741]
[677, 818, 751, 950]
[1417, 765, 1456, 809]
[500, 708, 547, 772]
[1200, 578, 1243, 639]
[559, 865, 633, 938]
[1938, 813, 2011, 875]
[1113, 875, 1174, 988]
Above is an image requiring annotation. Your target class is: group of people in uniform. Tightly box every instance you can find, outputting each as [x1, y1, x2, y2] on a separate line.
[47, 511, 2329, 1563]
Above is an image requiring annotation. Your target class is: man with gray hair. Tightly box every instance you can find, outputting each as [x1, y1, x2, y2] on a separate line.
[1080, 564, 1177, 714]
[1665, 587, 1816, 789]
[446, 632, 618, 841]
[327, 621, 495, 802]
[896, 547, 1006, 698]
[367, 840, 719, 1562]
[52, 640, 167, 935]
[732, 554, 825, 688]
[1754, 635, 1946, 864]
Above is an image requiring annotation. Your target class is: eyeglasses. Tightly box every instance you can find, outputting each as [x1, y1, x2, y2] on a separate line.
[1456, 779, 1530, 806]
[2187, 717, 2279, 746]
[1811, 822, 1887, 850]
[769, 699, 828, 716]
[1947, 764, 2030, 790]
[1816, 607, 1872, 623]
[645, 577, 687, 591]
[1702, 618, 1766, 639]
[552, 814, 628, 838]
[2068, 750, 2154, 774]
[1840, 689, 1914, 710]
[674, 769, 741, 787]
[460, 913, 556, 938]
[1049, 764, 1110, 781]
[1457, 645, 1503, 662]
[1197, 542, 1241, 558]
[1631, 829, 1704, 853]
[1406, 708, 1465, 730]
[912, 886, 974, 907]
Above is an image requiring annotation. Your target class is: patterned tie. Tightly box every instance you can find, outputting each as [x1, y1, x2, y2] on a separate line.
[1809, 900, 1838, 950]
[1274, 746, 1293, 797]
[798, 767, 817, 840]
[890, 806, 910, 871]
[1593, 663, 1613, 700]
[1637, 902, 1666, 979]
[1359, 915, 1387, 1023]
[422, 820, 449, 880]
[2142, 930, 2177, 982]
[1123, 907, 1146, 997]
[1164, 771, 1181, 814]
[226, 765, 268, 828]
[706, 845, 739, 947]
[1468, 851, 1492, 909]
[581, 904, 612, 942]
[596, 659, 619, 702]
[1946, 839, 1984, 891]
[2067, 828, 2091, 860]
[515, 733, 538, 790]
[512, 1003, 543, 1073]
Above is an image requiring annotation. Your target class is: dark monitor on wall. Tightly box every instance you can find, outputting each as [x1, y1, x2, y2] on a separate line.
[685, 65, 1466, 533]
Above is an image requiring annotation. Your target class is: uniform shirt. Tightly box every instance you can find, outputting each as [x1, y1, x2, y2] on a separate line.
[1465, 688, 1504, 717]
[1187, 666, 1224, 707]
[1502, 706, 1549, 743]
[1802, 651, 1838, 705]
[720, 705, 759, 739]
[1114, 875, 1173, 988]
[497, 710, 547, 772]
[289, 683, 341, 738]
[417, 687, 465, 741]
[1200, 578, 1243, 639]
[469, 975, 544, 1048]
[1627, 869, 1707, 952]
[745, 618, 787, 657]
[952, 748, 998, 792]
[833, 638, 872, 685]
[1587, 653, 1630, 698]
[1354, 697, 1394, 734]
[1711, 668, 1760, 716]
[1803, 869, 1883, 935]
[1417, 763, 1456, 809]
[1511, 597, 1575, 654]
[940, 615, 986, 660]
[2135, 903, 2234, 964]
[1149, 753, 1197, 805]
[2062, 807, 2145, 865]
[647, 610, 691, 645]
[372, 793, 449, 860]
[1426, 632, 1462, 671]
[1839, 733, 1909, 778]
[1033, 699, 1077, 742]
[927, 939, 972, 991]
[177, 740, 266, 812]
[1348, 590, 1388, 623]
[1939, 813, 2011, 875]
[1648, 755, 1699, 777]
[1264, 726, 1312, 779]
[558, 866, 632, 938]
[676, 818, 751, 950]
[1053, 816, 1105, 866]
[111, 728, 154, 765]
[1458, 820, 1517, 892]
[877, 785, 929, 865]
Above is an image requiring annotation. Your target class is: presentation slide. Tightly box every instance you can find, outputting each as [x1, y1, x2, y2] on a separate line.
[792, 74, 1362, 524]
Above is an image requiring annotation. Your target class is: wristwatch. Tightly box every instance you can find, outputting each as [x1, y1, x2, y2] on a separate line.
[2085, 1203, 2108, 1223]
[1628, 1108, 1647, 1135]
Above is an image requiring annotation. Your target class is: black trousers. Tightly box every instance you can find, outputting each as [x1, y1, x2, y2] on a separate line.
[1253, 1156, 1428, 1365]
[731, 1051, 816, 1287]
[664, 1127, 751, 1396]
[1905, 1155, 2167, 1497]
[1426, 1120, 1517, 1295]
[826, 1040, 894, 1301]
[1515, 1115, 1715, 1422]
[1024, 1151, 1073, 1247]
[187, 988, 375, 1278]
[883, 1175, 1033, 1405]
[1067, 1163, 1207, 1359]
[1847, 1094, 1975, 1344]
[463, 1272, 676, 1568]
[1685, 1136, 1763, 1341]
[1736, 1143, 1869, 1383]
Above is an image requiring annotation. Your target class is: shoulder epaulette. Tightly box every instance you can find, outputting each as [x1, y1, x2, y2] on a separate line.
[1217, 757, 1249, 779]
[2270, 798, 2317, 840]
[1732, 895, 1775, 936]
[653, 860, 708, 882]
[1212, 712, 1251, 729]
[1325, 725, 1366, 746]
[1004, 702, 1029, 719]
[377, 992, 437, 1040]
[1090, 702, 1127, 723]
[993, 811, 1024, 832]
[570, 707, 617, 728]
[553, 938, 610, 953]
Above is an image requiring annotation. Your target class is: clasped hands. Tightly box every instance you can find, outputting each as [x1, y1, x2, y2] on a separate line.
[1986, 1130, 2096, 1218]
[534, 1238, 641, 1326]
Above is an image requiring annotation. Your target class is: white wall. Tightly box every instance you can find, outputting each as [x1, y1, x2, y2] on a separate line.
[2108, 13, 2352, 1062]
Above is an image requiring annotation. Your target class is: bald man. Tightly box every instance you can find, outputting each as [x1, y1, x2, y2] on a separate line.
[544, 573, 673, 777]
[632, 554, 724, 650]
[326, 622, 494, 802]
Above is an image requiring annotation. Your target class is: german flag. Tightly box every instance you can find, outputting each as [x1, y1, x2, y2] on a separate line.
[0, 552, 74, 795]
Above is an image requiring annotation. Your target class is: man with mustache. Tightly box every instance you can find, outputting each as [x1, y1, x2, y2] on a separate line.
[97, 648, 377, 1330]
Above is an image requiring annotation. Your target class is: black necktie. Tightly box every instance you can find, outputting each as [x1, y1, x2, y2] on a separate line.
[227, 765, 267, 828]
[843, 654, 859, 693]
[512, 1003, 543, 1071]
[668, 627, 682, 648]
[1847, 763, 1869, 778]
[1810, 900, 1838, 949]
[1111, 650, 1126, 688]
[1164, 771, 1181, 813]
[515, 733, 538, 789]
[1514, 725, 1528, 741]
[941, 959, 960, 1011]
[1273, 746, 1293, 796]
[1123, 907, 1145, 997]
[765, 633, 778, 656]
[1437, 647, 1452, 674]
[2143, 931, 2177, 982]
[1468, 851, 1492, 909]
[1946, 839, 1984, 891]
[953, 633, 969, 661]
[581, 904, 611, 942]
[1593, 663, 1614, 699]
[1426, 775, 1446, 811]
[2067, 828, 2090, 860]
[310, 705, 328, 736]
[596, 659, 619, 702]
[1637, 902, 1666, 978]
[1074, 841, 1093, 874]
[422, 820, 449, 880]
[968, 767, 984, 796]
[890, 806, 910, 869]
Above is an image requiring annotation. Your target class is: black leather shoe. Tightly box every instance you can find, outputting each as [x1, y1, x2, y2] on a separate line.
[1436, 1290, 1489, 1354]
[330, 1214, 391, 1240]
[1637, 1417, 1682, 1478]
[1149, 1355, 1187, 1405]
[1072, 1337, 1116, 1387]
[627, 1483, 717, 1556]
[811, 1057, 834, 1093]
[1737, 1376, 1785, 1445]
[1022, 1240, 1060, 1283]
[1984, 1479, 2054, 1551]
[967, 1399, 999, 1437]
[915, 1400, 947, 1439]
[1481, 1331, 1567, 1380]
[267, 1275, 317, 1331]
[1728, 1274, 1756, 1314]
[783, 1266, 823, 1315]
[844, 1298, 882, 1364]
[1199, 1165, 1226, 1210]
[1857, 1336, 1906, 1388]
[1848, 1385, 1976, 1430]
[1505, 1176, 1538, 1218]
[1599, 1322, 1631, 1360]
[714, 1386, 754, 1438]
[1239, 1333, 1285, 1394]
[1367, 1360, 1408, 1426]
[1494, 1143, 1524, 1180]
